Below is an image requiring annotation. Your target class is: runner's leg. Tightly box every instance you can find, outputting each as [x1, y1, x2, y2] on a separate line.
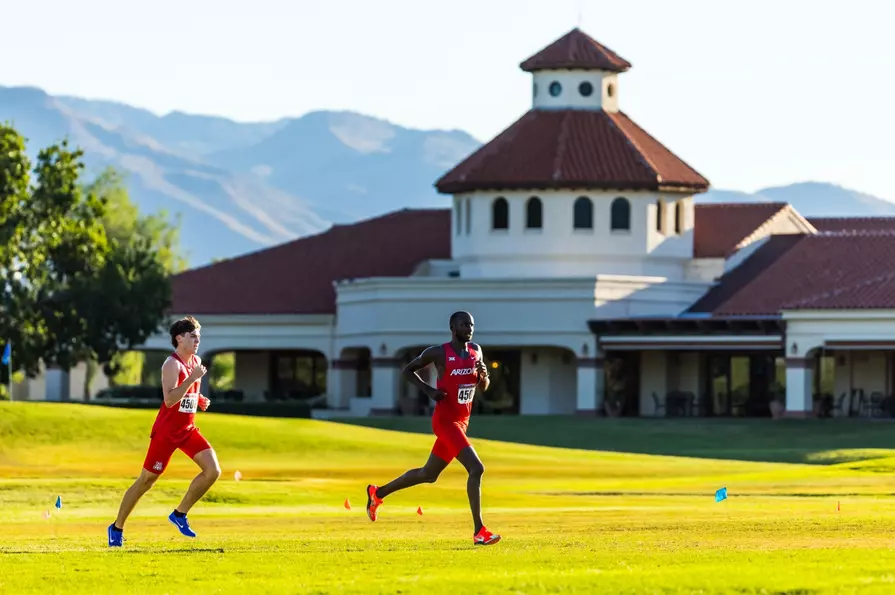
[114, 468, 161, 529]
[375, 452, 449, 498]
[456, 445, 485, 534]
[175, 431, 221, 514]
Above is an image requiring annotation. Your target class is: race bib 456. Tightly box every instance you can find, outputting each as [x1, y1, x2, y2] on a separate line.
[457, 384, 476, 404]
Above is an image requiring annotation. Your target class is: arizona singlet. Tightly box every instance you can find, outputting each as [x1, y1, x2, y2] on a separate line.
[434, 342, 480, 424]
[150, 352, 201, 443]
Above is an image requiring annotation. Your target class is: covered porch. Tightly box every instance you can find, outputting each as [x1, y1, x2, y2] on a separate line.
[590, 316, 788, 418]
[590, 315, 895, 419]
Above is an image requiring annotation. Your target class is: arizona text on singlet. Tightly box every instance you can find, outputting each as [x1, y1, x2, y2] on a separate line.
[150, 352, 201, 443]
[434, 342, 480, 424]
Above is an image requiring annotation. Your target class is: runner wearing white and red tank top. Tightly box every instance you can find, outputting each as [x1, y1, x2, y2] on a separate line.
[107, 316, 222, 548]
[365, 311, 501, 546]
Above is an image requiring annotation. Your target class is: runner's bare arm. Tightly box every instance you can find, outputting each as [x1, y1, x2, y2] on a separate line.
[161, 358, 206, 408]
[472, 344, 491, 392]
[402, 346, 446, 401]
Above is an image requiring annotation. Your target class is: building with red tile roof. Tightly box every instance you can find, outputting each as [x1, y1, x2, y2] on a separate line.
[111, 27, 895, 423]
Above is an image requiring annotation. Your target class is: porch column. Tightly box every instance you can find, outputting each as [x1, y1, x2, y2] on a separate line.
[370, 357, 401, 415]
[575, 356, 604, 415]
[785, 357, 813, 417]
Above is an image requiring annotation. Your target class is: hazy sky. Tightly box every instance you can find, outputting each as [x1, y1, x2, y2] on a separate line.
[2, 0, 893, 198]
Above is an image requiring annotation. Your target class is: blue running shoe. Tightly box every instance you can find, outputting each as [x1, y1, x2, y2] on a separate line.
[108, 523, 123, 547]
[168, 511, 197, 538]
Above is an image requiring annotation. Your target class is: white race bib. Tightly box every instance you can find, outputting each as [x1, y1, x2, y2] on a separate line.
[179, 395, 198, 413]
[457, 384, 476, 404]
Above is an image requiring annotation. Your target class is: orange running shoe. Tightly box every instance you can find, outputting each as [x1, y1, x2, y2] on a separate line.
[366, 484, 383, 521]
[473, 526, 501, 546]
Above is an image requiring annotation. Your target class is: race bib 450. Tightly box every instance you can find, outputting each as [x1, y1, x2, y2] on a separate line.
[179, 396, 198, 413]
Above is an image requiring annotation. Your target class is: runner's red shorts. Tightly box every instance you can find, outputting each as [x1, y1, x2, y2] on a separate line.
[431, 417, 471, 462]
[142, 427, 211, 474]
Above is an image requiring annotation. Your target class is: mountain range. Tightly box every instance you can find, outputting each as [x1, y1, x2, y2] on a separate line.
[2, 84, 893, 267]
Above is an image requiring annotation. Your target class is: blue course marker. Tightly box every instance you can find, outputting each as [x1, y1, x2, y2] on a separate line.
[715, 487, 727, 502]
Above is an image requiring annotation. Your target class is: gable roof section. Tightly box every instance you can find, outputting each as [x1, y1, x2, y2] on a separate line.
[689, 232, 895, 315]
[519, 28, 632, 73]
[435, 110, 709, 194]
[171, 209, 451, 315]
[693, 203, 789, 258]
[808, 217, 895, 233]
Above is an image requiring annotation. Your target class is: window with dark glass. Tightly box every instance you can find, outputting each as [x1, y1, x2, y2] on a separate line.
[610, 197, 630, 230]
[492, 197, 508, 230]
[526, 196, 542, 229]
[573, 196, 593, 229]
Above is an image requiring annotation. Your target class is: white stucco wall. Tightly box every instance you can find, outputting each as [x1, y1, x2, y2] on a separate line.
[334, 275, 709, 357]
[532, 69, 619, 111]
[140, 314, 336, 358]
[451, 190, 696, 280]
[783, 310, 895, 356]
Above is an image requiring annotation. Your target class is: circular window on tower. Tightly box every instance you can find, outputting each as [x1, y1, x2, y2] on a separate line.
[578, 81, 593, 97]
[549, 81, 562, 97]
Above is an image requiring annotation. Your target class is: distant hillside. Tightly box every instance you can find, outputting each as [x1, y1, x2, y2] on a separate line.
[0, 86, 480, 266]
[699, 182, 895, 216]
[2, 85, 893, 267]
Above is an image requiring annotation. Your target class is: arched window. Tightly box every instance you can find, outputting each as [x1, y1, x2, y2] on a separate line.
[610, 197, 630, 231]
[525, 196, 542, 229]
[492, 197, 508, 230]
[674, 200, 684, 234]
[656, 198, 666, 234]
[464, 198, 471, 234]
[573, 196, 593, 229]
[455, 200, 462, 236]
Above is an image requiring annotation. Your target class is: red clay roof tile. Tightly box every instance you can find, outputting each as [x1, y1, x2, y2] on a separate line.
[689, 231, 895, 315]
[170, 209, 451, 315]
[808, 217, 895, 232]
[435, 110, 709, 194]
[786, 269, 895, 310]
[693, 203, 788, 258]
[520, 28, 632, 73]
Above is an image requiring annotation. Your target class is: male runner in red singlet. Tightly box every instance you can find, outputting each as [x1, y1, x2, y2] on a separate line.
[107, 316, 222, 547]
[365, 311, 500, 546]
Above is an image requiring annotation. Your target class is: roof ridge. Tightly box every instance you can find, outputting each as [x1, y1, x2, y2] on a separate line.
[815, 229, 895, 236]
[695, 202, 789, 209]
[603, 110, 660, 180]
[614, 111, 708, 186]
[810, 215, 895, 220]
[552, 111, 572, 180]
[435, 111, 534, 186]
[785, 269, 895, 309]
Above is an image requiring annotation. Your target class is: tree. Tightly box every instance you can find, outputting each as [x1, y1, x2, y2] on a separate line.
[81, 167, 187, 387]
[85, 167, 188, 275]
[0, 124, 175, 382]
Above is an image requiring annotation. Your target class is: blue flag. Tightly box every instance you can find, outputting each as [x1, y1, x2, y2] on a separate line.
[55, 496, 62, 509]
[1, 342, 9, 366]
[715, 487, 728, 502]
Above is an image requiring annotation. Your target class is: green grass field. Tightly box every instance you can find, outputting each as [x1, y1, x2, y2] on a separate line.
[2, 403, 895, 594]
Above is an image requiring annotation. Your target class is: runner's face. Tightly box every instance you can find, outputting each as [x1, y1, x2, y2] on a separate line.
[452, 315, 474, 342]
[180, 330, 200, 352]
